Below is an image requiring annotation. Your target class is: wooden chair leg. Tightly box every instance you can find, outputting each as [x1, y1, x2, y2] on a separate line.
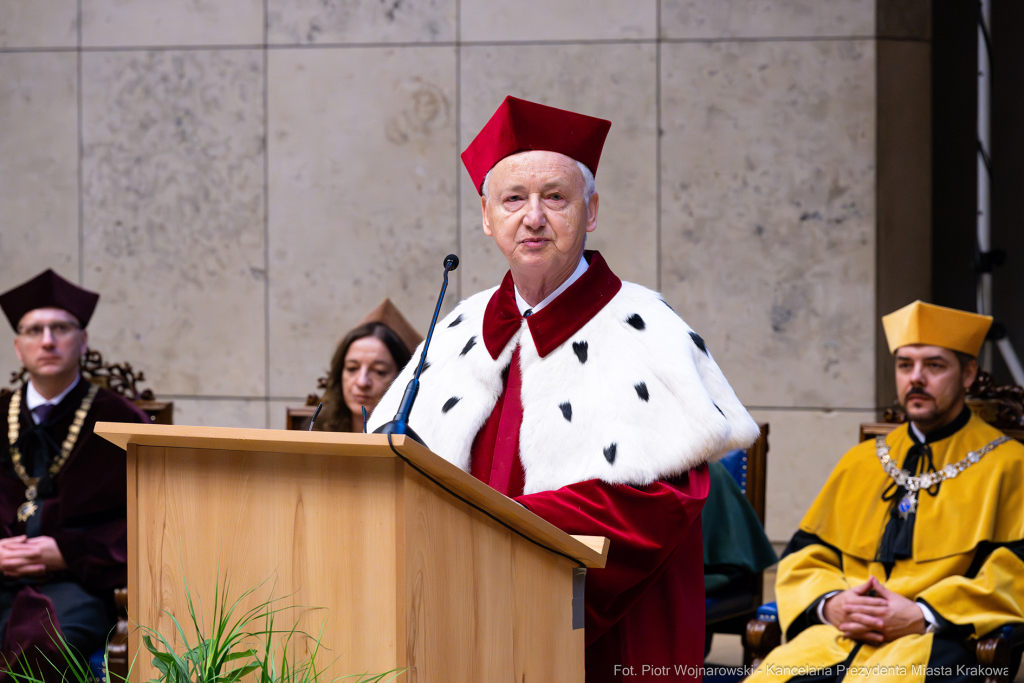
[743, 618, 781, 669]
[106, 588, 129, 681]
[976, 635, 1011, 683]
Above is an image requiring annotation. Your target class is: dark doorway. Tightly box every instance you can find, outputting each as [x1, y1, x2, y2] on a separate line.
[932, 0, 1024, 385]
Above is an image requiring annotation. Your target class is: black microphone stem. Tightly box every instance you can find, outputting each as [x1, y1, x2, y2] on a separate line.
[414, 263, 452, 378]
[373, 254, 459, 447]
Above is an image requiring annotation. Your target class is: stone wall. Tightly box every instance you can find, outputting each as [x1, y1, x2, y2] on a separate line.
[0, 0, 930, 541]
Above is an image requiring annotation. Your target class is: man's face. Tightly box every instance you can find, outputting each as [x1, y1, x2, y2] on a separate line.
[895, 344, 976, 432]
[13, 307, 87, 384]
[481, 150, 598, 288]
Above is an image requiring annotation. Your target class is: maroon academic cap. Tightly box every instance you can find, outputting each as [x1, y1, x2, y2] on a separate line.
[0, 269, 100, 332]
[461, 96, 612, 195]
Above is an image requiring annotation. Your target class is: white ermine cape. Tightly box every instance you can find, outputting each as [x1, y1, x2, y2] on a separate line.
[368, 264, 759, 495]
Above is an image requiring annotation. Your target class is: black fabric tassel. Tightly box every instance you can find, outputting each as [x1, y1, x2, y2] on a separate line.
[13, 424, 59, 499]
[876, 442, 935, 571]
[9, 391, 81, 495]
[875, 407, 972, 573]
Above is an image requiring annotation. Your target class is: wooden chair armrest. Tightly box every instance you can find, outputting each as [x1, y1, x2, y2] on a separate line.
[743, 617, 781, 669]
[976, 633, 1012, 683]
[107, 587, 129, 681]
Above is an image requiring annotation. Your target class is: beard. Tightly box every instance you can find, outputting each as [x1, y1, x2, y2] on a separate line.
[900, 386, 966, 429]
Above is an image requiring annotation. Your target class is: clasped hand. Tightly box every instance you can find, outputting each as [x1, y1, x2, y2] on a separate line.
[0, 535, 67, 578]
[822, 576, 927, 643]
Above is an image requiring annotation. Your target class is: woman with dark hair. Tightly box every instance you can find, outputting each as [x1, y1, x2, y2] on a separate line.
[313, 300, 420, 433]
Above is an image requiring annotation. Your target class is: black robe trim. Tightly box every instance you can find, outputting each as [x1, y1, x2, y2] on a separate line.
[917, 597, 975, 642]
[964, 538, 1024, 579]
[7, 378, 90, 502]
[780, 530, 845, 641]
[781, 529, 843, 566]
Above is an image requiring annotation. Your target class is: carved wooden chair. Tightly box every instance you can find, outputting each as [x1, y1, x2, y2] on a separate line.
[286, 376, 327, 430]
[743, 371, 1024, 683]
[2, 349, 172, 681]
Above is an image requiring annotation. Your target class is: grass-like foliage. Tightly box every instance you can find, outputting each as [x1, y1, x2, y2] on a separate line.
[2, 569, 403, 683]
[2, 623, 106, 683]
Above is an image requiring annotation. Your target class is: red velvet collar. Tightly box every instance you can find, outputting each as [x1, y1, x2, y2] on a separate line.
[483, 251, 622, 359]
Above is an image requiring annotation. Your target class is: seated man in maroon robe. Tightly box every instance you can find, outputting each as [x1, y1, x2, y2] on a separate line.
[0, 270, 148, 679]
[369, 96, 760, 682]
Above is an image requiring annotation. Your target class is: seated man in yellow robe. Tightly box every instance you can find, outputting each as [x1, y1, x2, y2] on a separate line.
[749, 301, 1024, 682]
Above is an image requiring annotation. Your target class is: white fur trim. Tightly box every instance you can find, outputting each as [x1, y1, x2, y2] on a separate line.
[368, 282, 759, 494]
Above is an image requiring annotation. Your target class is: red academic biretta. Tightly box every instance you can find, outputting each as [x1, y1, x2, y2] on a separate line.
[461, 96, 612, 195]
[0, 269, 100, 332]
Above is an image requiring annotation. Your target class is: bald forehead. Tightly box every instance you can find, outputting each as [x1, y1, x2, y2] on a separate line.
[486, 150, 584, 196]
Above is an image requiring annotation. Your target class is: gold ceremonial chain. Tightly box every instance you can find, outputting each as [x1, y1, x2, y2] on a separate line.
[8, 384, 99, 522]
[875, 433, 1010, 520]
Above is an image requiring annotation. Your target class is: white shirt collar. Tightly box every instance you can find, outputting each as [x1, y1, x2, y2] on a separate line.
[26, 374, 82, 422]
[910, 421, 927, 443]
[514, 255, 589, 316]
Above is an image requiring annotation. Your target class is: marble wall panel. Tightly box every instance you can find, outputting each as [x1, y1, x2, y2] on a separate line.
[458, 43, 658, 295]
[172, 397, 268, 428]
[0, 52, 80, 374]
[0, 0, 78, 48]
[461, 0, 655, 42]
[81, 50, 266, 397]
[267, 0, 455, 44]
[661, 0, 873, 39]
[748, 408, 875, 541]
[267, 46, 457, 397]
[269, 398, 323, 430]
[81, 0, 263, 47]
[660, 40, 876, 410]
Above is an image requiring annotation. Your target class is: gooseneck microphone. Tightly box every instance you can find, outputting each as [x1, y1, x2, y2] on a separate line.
[308, 402, 323, 431]
[373, 254, 459, 447]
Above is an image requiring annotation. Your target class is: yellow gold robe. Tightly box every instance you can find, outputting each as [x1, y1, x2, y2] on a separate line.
[749, 413, 1024, 682]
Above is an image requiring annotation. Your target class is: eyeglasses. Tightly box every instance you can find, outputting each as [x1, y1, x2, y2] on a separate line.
[16, 322, 82, 339]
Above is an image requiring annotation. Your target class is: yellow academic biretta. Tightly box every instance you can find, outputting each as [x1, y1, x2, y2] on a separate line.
[882, 300, 992, 357]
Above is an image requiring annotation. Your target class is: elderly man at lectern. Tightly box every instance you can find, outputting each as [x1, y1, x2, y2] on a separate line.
[368, 96, 760, 682]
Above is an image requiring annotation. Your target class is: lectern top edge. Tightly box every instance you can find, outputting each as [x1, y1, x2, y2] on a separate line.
[97, 422, 609, 568]
[95, 421, 397, 455]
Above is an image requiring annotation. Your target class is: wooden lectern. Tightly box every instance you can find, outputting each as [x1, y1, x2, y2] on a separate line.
[96, 423, 609, 683]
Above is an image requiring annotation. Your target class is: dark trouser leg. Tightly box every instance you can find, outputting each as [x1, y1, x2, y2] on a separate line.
[35, 581, 112, 656]
[923, 635, 986, 683]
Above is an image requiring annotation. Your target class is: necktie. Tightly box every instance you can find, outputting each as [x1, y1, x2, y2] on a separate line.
[488, 346, 525, 495]
[32, 403, 54, 424]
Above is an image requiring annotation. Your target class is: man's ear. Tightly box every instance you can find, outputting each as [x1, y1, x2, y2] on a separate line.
[80, 329, 89, 357]
[13, 338, 24, 366]
[585, 192, 599, 233]
[481, 195, 493, 237]
[962, 357, 979, 391]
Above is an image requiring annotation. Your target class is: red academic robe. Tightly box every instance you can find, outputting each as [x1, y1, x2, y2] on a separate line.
[470, 255, 710, 682]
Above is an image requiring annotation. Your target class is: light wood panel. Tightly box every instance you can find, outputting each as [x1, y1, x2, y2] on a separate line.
[400, 466, 516, 681]
[128, 444, 400, 682]
[101, 423, 608, 569]
[512, 534, 586, 681]
[387, 434, 608, 569]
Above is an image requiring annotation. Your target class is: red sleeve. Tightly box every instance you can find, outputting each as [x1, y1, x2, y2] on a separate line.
[515, 464, 709, 646]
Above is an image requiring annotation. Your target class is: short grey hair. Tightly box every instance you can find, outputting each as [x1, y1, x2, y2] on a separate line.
[481, 158, 596, 203]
